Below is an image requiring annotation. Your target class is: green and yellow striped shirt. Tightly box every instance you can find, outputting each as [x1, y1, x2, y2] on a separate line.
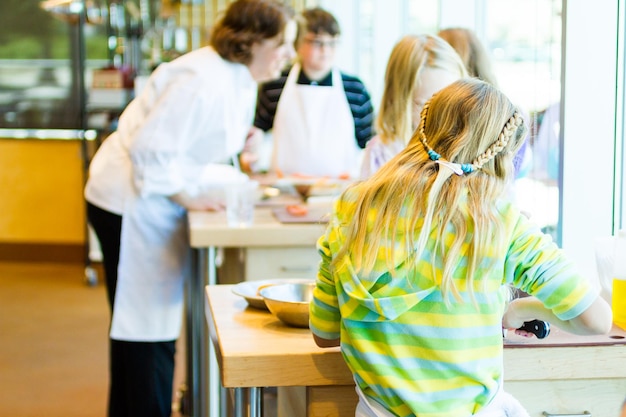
[310, 185, 596, 417]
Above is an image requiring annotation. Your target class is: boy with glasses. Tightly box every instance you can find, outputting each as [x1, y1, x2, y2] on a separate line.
[250, 7, 374, 178]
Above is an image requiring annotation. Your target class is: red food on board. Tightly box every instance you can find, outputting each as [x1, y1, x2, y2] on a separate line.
[337, 172, 350, 180]
[286, 204, 308, 216]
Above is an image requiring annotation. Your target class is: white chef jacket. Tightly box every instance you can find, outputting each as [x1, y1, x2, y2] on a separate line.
[85, 46, 256, 341]
[271, 63, 361, 178]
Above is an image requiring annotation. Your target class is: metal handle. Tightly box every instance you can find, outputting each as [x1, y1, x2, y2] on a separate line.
[543, 411, 591, 416]
[0, 128, 97, 140]
[280, 266, 313, 272]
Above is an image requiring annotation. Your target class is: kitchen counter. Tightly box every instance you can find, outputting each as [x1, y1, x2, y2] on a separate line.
[206, 284, 626, 417]
[188, 206, 327, 248]
[186, 205, 328, 417]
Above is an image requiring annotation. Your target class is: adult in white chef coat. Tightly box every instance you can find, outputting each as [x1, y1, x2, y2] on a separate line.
[84, 1, 296, 416]
[251, 7, 374, 178]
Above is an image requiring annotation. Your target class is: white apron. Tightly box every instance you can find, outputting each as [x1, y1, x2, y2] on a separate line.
[108, 159, 247, 343]
[109, 189, 189, 342]
[271, 63, 361, 178]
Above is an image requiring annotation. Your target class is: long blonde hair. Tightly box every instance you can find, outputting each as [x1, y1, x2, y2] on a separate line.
[438, 27, 498, 86]
[337, 79, 527, 301]
[376, 34, 467, 146]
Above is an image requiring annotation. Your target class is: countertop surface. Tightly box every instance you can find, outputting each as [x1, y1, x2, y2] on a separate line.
[206, 285, 626, 387]
[188, 176, 339, 248]
[188, 205, 329, 248]
[205, 283, 351, 388]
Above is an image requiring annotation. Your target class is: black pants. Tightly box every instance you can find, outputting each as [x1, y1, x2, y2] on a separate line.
[87, 202, 176, 417]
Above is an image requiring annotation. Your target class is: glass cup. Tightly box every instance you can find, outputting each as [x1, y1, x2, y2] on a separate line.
[226, 180, 259, 227]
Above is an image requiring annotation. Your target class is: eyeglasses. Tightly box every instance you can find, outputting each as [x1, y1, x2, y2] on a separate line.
[303, 38, 339, 49]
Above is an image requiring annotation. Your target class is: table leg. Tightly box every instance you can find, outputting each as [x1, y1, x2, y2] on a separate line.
[249, 387, 263, 417]
[186, 247, 219, 417]
[209, 333, 220, 417]
[207, 246, 220, 417]
[220, 385, 228, 417]
[231, 387, 263, 417]
[234, 388, 245, 417]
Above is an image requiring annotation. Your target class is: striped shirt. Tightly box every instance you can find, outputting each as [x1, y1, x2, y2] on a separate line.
[310, 184, 596, 417]
[254, 67, 375, 148]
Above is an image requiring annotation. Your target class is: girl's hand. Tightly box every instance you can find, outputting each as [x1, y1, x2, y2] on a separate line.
[502, 303, 527, 330]
[502, 298, 545, 338]
[512, 328, 536, 338]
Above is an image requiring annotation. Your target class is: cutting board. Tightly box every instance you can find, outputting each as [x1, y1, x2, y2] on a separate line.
[272, 205, 331, 224]
[504, 324, 626, 348]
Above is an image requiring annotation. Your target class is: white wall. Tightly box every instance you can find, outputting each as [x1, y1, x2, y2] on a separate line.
[559, 0, 622, 278]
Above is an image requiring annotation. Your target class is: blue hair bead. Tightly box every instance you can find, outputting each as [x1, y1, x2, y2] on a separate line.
[461, 164, 475, 174]
[427, 150, 441, 161]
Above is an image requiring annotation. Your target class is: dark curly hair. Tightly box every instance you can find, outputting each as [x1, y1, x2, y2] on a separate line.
[210, 0, 295, 65]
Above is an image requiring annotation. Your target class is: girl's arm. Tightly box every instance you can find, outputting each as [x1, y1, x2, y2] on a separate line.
[503, 295, 612, 336]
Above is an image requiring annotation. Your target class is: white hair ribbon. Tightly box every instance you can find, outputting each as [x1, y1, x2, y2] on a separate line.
[434, 160, 465, 176]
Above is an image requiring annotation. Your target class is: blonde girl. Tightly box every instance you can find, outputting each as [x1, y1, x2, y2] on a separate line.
[438, 27, 535, 180]
[438, 27, 498, 86]
[360, 34, 467, 178]
[311, 79, 611, 417]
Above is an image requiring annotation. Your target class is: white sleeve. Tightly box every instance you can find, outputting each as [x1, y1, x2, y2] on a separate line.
[125, 77, 216, 198]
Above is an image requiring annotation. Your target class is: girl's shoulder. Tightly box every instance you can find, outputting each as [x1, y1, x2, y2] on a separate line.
[361, 135, 404, 176]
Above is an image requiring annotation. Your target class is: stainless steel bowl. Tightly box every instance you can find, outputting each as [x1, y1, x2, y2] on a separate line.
[259, 282, 315, 328]
[232, 279, 313, 310]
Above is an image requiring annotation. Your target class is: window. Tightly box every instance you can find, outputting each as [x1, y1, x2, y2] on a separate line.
[321, 0, 623, 279]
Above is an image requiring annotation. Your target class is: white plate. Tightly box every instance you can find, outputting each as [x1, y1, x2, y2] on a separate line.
[231, 278, 315, 310]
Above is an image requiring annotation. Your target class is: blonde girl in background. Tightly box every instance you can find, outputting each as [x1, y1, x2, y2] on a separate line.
[360, 34, 467, 178]
[310, 79, 611, 417]
[437, 27, 499, 86]
[438, 27, 533, 179]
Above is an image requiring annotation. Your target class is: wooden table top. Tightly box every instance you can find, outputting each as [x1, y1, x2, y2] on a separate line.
[205, 285, 626, 387]
[205, 284, 352, 388]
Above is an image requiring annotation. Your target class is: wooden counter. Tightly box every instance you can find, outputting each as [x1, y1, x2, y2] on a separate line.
[205, 284, 356, 417]
[187, 205, 329, 417]
[205, 285, 350, 388]
[206, 284, 626, 417]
